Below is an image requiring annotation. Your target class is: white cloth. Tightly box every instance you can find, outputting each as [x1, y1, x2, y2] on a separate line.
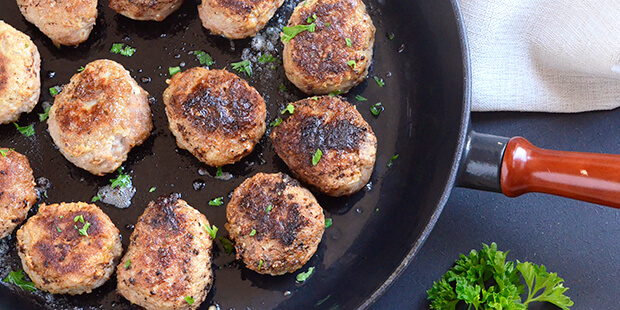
[462, 0, 620, 112]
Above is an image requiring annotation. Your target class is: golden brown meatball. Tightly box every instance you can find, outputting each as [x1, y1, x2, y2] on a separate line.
[270, 96, 376, 196]
[0, 21, 40, 125]
[117, 194, 214, 310]
[109, 0, 184, 21]
[282, 0, 375, 94]
[226, 172, 324, 275]
[47, 59, 153, 176]
[163, 68, 266, 167]
[16, 202, 122, 295]
[0, 148, 36, 239]
[16, 0, 97, 46]
[198, 0, 284, 39]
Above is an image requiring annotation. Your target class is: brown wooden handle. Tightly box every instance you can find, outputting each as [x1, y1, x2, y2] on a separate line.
[501, 137, 620, 208]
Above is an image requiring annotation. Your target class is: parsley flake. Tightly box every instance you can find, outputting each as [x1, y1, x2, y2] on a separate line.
[0, 149, 11, 157]
[110, 43, 136, 57]
[347, 60, 356, 69]
[355, 95, 367, 101]
[328, 89, 342, 96]
[281, 23, 316, 43]
[3, 270, 36, 292]
[282, 103, 295, 115]
[387, 154, 399, 167]
[370, 102, 384, 116]
[325, 218, 332, 228]
[266, 204, 273, 212]
[39, 106, 51, 122]
[74, 215, 85, 223]
[249, 229, 257, 236]
[388, 33, 395, 40]
[78, 66, 85, 72]
[77, 221, 90, 236]
[14, 123, 35, 137]
[312, 148, 322, 166]
[296, 267, 315, 282]
[219, 236, 234, 254]
[49, 86, 60, 96]
[124, 260, 131, 269]
[324, 22, 330, 27]
[270, 117, 283, 127]
[149, 187, 156, 193]
[373, 76, 385, 87]
[258, 53, 277, 64]
[184, 296, 195, 305]
[209, 197, 224, 206]
[204, 224, 218, 239]
[345, 38, 352, 47]
[56, 226, 62, 233]
[307, 13, 318, 23]
[110, 167, 131, 188]
[258, 259, 263, 270]
[169, 66, 181, 77]
[91, 194, 102, 202]
[231, 60, 252, 76]
[278, 83, 287, 92]
[216, 167, 223, 177]
[193, 50, 214, 66]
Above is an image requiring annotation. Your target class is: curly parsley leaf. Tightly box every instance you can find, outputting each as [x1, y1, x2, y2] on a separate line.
[110, 43, 136, 57]
[110, 167, 131, 188]
[13, 123, 35, 137]
[3, 270, 36, 292]
[193, 50, 214, 66]
[518, 261, 574, 310]
[281, 23, 316, 43]
[39, 106, 51, 122]
[231, 60, 252, 76]
[282, 103, 295, 115]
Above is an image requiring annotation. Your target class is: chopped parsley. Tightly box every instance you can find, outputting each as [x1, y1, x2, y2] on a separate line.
[307, 13, 318, 23]
[388, 33, 395, 40]
[258, 53, 277, 64]
[231, 60, 252, 76]
[312, 148, 323, 166]
[355, 95, 367, 101]
[373, 76, 385, 87]
[219, 236, 235, 254]
[14, 123, 35, 137]
[149, 187, 156, 193]
[345, 38, 352, 47]
[91, 194, 102, 202]
[74, 215, 85, 224]
[124, 260, 131, 269]
[309, 96, 319, 100]
[56, 226, 62, 233]
[249, 229, 257, 236]
[281, 23, 316, 43]
[184, 296, 195, 305]
[328, 89, 342, 96]
[39, 106, 51, 122]
[370, 102, 384, 116]
[266, 204, 273, 212]
[49, 86, 61, 96]
[208, 197, 224, 206]
[279, 83, 287, 92]
[324, 22, 330, 27]
[216, 167, 223, 177]
[258, 259, 264, 270]
[0, 149, 12, 157]
[296, 267, 315, 282]
[270, 117, 283, 127]
[168, 66, 181, 77]
[110, 167, 131, 188]
[325, 218, 332, 228]
[282, 103, 295, 115]
[2, 270, 36, 292]
[387, 154, 399, 167]
[78, 66, 85, 72]
[76, 221, 90, 236]
[204, 224, 218, 239]
[193, 50, 214, 66]
[347, 60, 356, 69]
[110, 43, 136, 57]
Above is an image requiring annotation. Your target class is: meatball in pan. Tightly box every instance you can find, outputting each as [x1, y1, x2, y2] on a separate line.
[226, 172, 325, 275]
[282, 0, 375, 95]
[109, 0, 184, 21]
[16, 202, 122, 295]
[198, 0, 284, 39]
[271, 96, 377, 196]
[163, 68, 266, 167]
[0, 21, 40, 125]
[0, 148, 36, 239]
[47, 59, 152, 176]
[117, 194, 214, 310]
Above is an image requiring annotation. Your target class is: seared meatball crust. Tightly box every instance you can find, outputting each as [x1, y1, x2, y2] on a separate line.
[117, 194, 214, 310]
[16, 0, 97, 46]
[282, 0, 375, 94]
[109, 0, 184, 21]
[0, 21, 41, 125]
[48, 59, 152, 176]
[16, 202, 122, 295]
[0, 149, 36, 239]
[198, 0, 285, 39]
[271, 96, 376, 196]
[163, 68, 266, 167]
[226, 172, 324, 275]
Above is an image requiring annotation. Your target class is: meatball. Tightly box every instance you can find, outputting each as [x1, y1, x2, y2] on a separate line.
[163, 68, 266, 167]
[117, 194, 214, 310]
[282, 0, 375, 94]
[16, 202, 122, 295]
[0, 149, 36, 239]
[270, 96, 376, 196]
[198, 0, 284, 39]
[226, 172, 324, 275]
[47, 59, 152, 176]
[109, 0, 183, 21]
[0, 21, 41, 125]
[16, 0, 97, 46]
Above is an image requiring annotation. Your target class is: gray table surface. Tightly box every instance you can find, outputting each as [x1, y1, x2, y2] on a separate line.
[372, 108, 620, 309]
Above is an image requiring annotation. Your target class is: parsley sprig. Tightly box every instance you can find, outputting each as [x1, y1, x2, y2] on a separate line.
[2, 270, 36, 291]
[231, 60, 252, 76]
[281, 23, 316, 43]
[427, 243, 573, 310]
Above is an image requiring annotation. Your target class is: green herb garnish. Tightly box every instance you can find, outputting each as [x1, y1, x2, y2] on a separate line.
[184, 296, 195, 305]
[0, 149, 11, 157]
[355, 95, 367, 101]
[39, 106, 51, 122]
[49, 86, 60, 96]
[110, 167, 131, 188]
[249, 229, 257, 236]
[281, 23, 316, 43]
[296, 267, 315, 282]
[270, 117, 283, 127]
[56, 226, 62, 233]
[2, 270, 36, 291]
[149, 187, 156, 193]
[279, 83, 287, 92]
[373, 76, 385, 87]
[231, 60, 252, 76]
[324, 22, 330, 27]
[266, 204, 273, 212]
[110, 43, 136, 57]
[258, 53, 277, 64]
[345, 38, 352, 47]
[307, 13, 318, 23]
[325, 218, 332, 228]
[79, 222, 91, 236]
[282, 103, 295, 115]
[216, 167, 223, 177]
[205, 224, 218, 239]
[91, 194, 102, 202]
[13, 123, 35, 137]
[169, 66, 181, 77]
[219, 236, 235, 254]
[388, 33, 395, 40]
[347, 60, 356, 69]
[258, 259, 263, 270]
[193, 50, 214, 66]
[74, 215, 84, 223]
[209, 197, 224, 206]
[427, 243, 574, 310]
[124, 260, 131, 269]
[387, 154, 399, 167]
[328, 89, 342, 96]
[78, 66, 85, 72]
[370, 102, 383, 116]
[312, 149, 322, 166]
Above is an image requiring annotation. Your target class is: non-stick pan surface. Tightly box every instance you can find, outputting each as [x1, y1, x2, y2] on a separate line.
[0, 0, 467, 308]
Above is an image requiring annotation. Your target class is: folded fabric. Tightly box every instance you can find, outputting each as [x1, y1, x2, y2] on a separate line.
[462, 0, 620, 112]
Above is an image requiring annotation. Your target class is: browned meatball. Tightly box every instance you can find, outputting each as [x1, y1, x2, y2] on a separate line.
[16, 202, 122, 295]
[163, 68, 266, 167]
[117, 194, 214, 310]
[282, 0, 375, 94]
[0, 21, 40, 124]
[198, 0, 284, 39]
[270, 96, 376, 196]
[0, 148, 36, 239]
[109, 0, 184, 21]
[47, 59, 153, 176]
[226, 172, 324, 275]
[16, 0, 97, 46]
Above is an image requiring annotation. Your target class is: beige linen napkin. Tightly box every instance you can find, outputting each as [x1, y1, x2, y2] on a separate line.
[462, 0, 620, 112]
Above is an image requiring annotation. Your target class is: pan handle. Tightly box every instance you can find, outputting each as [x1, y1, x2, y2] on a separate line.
[457, 131, 620, 208]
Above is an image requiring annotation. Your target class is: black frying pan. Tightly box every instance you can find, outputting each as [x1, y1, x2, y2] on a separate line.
[2, 0, 617, 308]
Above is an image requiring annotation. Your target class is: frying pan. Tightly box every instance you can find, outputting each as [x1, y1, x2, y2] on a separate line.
[0, 0, 618, 309]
